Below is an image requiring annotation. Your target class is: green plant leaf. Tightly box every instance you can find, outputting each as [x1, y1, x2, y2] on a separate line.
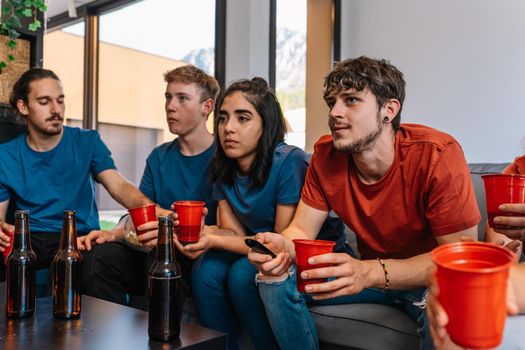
[7, 28, 21, 39]
[3, 5, 12, 15]
[8, 54, 15, 62]
[7, 40, 17, 48]
[6, 14, 22, 28]
[24, 0, 32, 6]
[36, 0, 47, 12]
[0, 61, 7, 70]
[22, 8, 33, 17]
[29, 19, 41, 31]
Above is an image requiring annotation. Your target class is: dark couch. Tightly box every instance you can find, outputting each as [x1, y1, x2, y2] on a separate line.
[311, 162, 509, 350]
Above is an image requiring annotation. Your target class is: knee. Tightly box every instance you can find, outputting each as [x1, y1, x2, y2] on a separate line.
[257, 269, 300, 306]
[191, 254, 229, 291]
[227, 257, 258, 296]
[83, 242, 128, 278]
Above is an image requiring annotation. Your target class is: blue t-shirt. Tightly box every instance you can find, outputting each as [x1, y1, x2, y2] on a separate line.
[0, 126, 116, 234]
[214, 142, 346, 247]
[139, 139, 217, 225]
[213, 143, 308, 234]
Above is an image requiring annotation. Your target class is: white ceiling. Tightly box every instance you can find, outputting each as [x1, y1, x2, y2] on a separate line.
[47, 0, 96, 18]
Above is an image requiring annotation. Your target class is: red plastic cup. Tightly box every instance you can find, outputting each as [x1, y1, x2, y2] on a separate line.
[293, 239, 336, 293]
[482, 174, 525, 230]
[431, 242, 514, 349]
[174, 201, 205, 244]
[3, 230, 14, 264]
[128, 204, 157, 235]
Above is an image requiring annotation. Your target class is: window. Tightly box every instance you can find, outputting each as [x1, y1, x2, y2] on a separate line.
[276, 0, 306, 149]
[97, 0, 216, 210]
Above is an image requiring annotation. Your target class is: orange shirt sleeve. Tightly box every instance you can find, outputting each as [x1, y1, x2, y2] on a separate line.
[301, 149, 331, 212]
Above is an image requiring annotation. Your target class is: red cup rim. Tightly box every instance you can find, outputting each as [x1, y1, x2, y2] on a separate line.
[431, 242, 514, 273]
[292, 239, 336, 247]
[481, 173, 525, 180]
[173, 201, 205, 207]
[128, 203, 156, 213]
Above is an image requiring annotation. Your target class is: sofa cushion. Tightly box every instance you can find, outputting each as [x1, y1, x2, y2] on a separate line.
[311, 303, 419, 350]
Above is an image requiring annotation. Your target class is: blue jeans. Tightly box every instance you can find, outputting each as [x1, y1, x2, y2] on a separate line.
[191, 250, 279, 350]
[258, 265, 432, 350]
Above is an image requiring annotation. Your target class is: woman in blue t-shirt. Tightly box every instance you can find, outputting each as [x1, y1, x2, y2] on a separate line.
[173, 77, 306, 350]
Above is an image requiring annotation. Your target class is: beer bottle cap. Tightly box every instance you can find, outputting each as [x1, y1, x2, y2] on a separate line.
[15, 210, 29, 217]
[158, 216, 173, 226]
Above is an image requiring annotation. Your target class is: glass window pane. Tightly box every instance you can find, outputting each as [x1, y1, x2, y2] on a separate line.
[98, 0, 216, 211]
[276, 0, 306, 149]
[43, 21, 85, 126]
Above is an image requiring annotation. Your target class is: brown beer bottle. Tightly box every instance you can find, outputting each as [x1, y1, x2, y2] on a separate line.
[5, 210, 36, 318]
[148, 216, 183, 341]
[51, 210, 83, 319]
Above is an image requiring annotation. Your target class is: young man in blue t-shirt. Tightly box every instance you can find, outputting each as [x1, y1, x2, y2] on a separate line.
[77, 65, 220, 296]
[0, 68, 156, 303]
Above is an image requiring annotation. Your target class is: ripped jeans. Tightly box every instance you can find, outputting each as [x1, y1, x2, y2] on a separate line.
[258, 265, 432, 350]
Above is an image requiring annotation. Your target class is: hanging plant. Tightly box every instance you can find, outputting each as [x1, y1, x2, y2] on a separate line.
[0, 0, 47, 72]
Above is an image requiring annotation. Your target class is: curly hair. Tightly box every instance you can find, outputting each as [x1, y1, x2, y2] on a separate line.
[211, 77, 287, 188]
[324, 56, 405, 130]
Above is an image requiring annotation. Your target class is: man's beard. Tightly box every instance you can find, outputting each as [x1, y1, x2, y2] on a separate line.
[28, 116, 63, 137]
[333, 111, 383, 153]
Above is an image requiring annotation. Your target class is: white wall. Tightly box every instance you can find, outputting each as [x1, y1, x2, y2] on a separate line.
[340, 0, 525, 163]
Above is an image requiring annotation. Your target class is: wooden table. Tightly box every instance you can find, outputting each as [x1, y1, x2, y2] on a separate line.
[0, 283, 227, 349]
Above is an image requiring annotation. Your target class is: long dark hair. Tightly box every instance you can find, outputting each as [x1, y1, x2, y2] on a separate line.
[211, 77, 287, 188]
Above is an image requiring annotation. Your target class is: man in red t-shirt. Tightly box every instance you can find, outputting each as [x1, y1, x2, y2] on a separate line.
[248, 56, 480, 349]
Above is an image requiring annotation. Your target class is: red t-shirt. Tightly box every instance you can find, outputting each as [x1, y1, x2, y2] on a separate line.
[302, 124, 481, 259]
[502, 154, 525, 175]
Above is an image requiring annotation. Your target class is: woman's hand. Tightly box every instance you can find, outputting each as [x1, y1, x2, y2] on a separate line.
[247, 232, 291, 277]
[173, 225, 214, 260]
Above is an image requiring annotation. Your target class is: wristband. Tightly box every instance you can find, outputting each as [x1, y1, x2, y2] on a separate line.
[377, 258, 390, 291]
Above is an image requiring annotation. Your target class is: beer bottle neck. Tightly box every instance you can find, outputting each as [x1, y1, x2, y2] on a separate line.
[14, 213, 31, 251]
[156, 223, 174, 263]
[60, 214, 78, 251]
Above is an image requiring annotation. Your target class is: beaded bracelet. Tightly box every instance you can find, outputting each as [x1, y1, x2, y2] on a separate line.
[377, 258, 390, 292]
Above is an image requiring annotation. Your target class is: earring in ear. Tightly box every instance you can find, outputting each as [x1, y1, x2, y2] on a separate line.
[383, 117, 389, 123]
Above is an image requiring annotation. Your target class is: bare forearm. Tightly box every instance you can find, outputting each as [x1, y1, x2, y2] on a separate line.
[209, 232, 250, 255]
[365, 253, 433, 290]
[280, 224, 318, 260]
[111, 182, 152, 209]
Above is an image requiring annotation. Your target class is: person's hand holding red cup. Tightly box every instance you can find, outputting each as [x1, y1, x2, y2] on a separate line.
[293, 239, 335, 293]
[482, 174, 525, 230]
[173, 201, 205, 245]
[128, 204, 157, 235]
[431, 241, 514, 349]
